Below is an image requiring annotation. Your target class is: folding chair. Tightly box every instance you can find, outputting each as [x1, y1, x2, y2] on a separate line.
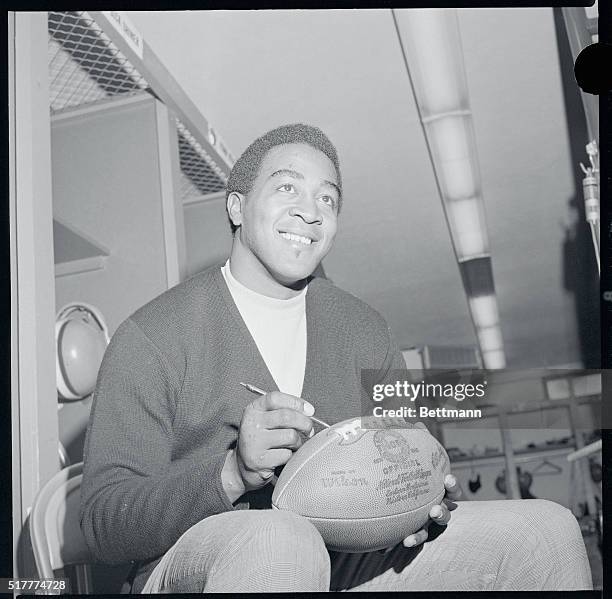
[29, 462, 94, 594]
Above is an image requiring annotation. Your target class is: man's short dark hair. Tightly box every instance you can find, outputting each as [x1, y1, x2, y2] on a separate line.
[225, 123, 342, 234]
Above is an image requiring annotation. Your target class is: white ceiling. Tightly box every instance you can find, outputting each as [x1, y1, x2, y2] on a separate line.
[127, 8, 590, 368]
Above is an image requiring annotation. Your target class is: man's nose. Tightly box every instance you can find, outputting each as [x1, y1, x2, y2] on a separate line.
[289, 194, 322, 224]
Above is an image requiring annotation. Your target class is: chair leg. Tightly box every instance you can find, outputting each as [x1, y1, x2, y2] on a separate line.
[74, 564, 93, 594]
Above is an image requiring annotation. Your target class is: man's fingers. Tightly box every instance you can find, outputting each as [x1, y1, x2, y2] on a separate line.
[266, 428, 305, 450]
[414, 421, 429, 432]
[444, 474, 463, 501]
[254, 391, 315, 416]
[263, 408, 314, 436]
[429, 502, 451, 525]
[245, 448, 293, 472]
[259, 469, 275, 481]
[403, 528, 428, 547]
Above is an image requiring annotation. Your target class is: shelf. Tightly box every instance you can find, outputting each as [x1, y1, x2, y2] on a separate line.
[515, 441, 575, 455]
[450, 452, 504, 463]
[53, 219, 109, 277]
[450, 445, 577, 469]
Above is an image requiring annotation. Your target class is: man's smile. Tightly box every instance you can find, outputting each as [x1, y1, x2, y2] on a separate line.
[278, 230, 318, 246]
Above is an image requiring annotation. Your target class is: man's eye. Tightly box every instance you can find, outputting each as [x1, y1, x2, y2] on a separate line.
[278, 183, 296, 193]
[320, 195, 337, 208]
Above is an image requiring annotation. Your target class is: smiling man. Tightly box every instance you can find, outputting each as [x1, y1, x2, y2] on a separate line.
[226, 142, 339, 295]
[80, 124, 592, 593]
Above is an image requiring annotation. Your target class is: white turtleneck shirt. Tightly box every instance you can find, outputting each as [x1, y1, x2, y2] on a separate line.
[220, 259, 307, 398]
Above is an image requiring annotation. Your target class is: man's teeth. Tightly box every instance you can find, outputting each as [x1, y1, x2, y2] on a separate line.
[280, 232, 312, 245]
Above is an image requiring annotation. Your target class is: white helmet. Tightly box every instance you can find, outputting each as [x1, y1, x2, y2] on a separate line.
[55, 302, 110, 401]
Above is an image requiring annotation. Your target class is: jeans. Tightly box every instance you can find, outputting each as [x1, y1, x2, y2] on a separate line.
[140, 499, 593, 592]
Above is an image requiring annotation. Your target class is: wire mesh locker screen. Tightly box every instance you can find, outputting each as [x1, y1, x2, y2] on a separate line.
[48, 11, 229, 201]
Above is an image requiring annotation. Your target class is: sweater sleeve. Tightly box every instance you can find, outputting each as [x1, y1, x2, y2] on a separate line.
[79, 318, 236, 565]
[375, 323, 409, 386]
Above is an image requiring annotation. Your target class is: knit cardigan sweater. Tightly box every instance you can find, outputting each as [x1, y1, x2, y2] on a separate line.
[79, 264, 406, 588]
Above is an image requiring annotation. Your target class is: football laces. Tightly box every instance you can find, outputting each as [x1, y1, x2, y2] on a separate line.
[334, 418, 363, 440]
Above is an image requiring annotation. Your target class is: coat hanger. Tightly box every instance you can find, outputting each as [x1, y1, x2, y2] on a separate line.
[532, 459, 562, 475]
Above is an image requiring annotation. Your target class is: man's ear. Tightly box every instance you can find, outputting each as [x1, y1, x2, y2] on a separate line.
[227, 192, 244, 228]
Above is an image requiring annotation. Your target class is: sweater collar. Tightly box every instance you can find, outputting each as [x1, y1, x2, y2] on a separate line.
[212, 265, 323, 405]
[221, 259, 308, 312]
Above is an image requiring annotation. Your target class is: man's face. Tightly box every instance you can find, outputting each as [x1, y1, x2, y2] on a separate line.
[235, 143, 340, 286]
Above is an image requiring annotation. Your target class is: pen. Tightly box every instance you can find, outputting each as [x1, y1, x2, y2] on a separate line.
[239, 382, 331, 429]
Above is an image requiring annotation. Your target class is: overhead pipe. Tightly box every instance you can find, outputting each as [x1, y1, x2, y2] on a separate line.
[561, 6, 598, 146]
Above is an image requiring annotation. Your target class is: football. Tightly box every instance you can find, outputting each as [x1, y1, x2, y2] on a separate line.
[271, 417, 451, 552]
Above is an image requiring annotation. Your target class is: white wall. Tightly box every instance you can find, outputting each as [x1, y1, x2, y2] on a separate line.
[51, 94, 179, 464]
[184, 195, 232, 276]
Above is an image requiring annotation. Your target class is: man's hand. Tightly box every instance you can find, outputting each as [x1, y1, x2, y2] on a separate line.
[401, 473, 462, 547]
[379, 421, 463, 553]
[235, 391, 315, 492]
